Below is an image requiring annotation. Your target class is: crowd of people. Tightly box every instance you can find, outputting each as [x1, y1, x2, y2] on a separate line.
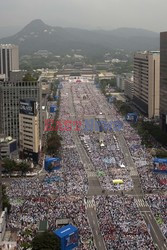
[147, 195, 167, 238]
[95, 195, 155, 250]
[5, 80, 167, 249]
[122, 119, 167, 192]
[7, 192, 94, 249]
[6, 83, 95, 249]
[72, 83, 133, 192]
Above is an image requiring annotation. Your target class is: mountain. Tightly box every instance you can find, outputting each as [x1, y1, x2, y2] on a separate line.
[0, 19, 160, 56]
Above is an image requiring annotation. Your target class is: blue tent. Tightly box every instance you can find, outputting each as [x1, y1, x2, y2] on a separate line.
[50, 105, 57, 113]
[126, 112, 138, 123]
[153, 158, 167, 174]
[54, 224, 78, 250]
[54, 96, 59, 100]
[45, 157, 61, 172]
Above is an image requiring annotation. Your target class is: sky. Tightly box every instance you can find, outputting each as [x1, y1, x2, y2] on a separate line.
[0, 0, 167, 32]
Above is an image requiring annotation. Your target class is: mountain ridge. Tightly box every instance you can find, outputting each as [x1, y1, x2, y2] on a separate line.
[0, 19, 160, 55]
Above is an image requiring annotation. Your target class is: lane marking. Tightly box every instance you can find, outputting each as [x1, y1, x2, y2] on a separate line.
[144, 213, 161, 249]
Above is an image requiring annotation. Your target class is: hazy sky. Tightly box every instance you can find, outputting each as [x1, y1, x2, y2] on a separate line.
[1, 0, 167, 31]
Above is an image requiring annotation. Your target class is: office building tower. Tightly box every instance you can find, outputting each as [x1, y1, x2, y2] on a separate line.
[0, 81, 42, 141]
[0, 135, 17, 160]
[160, 32, 167, 132]
[19, 99, 40, 163]
[124, 75, 134, 100]
[133, 51, 160, 118]
[0, 44, 19, 80]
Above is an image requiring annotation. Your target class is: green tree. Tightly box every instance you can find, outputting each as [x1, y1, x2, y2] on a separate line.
[23, 73, 36, 81]
[32, 231, 60, 250]
[18, 162, 31, 176]
[2, 158, 17, 174]
[46, 132, 62, 155]
[2, 185, 11, 212]
[155, 149, 167, 158]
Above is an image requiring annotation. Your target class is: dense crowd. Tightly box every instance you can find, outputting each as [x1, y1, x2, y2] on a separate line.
[96, 195, 155, 250]
[5, 80, 167, 249]
[122, 119, 167, 192]
[6, 83, 94, 249]
[72, 83, 133, 191]
[147, 195, 167, 238]
[7, 193, 94, 249]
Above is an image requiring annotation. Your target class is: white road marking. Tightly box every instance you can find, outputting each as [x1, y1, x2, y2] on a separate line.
[145, 213, 161, 248]
[135, 198, 148, 207]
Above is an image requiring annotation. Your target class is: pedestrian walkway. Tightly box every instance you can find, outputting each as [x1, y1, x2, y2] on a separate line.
[85, 199, 96, 209]
[130, 168, 138, 176]
[135, 198, 148, 208]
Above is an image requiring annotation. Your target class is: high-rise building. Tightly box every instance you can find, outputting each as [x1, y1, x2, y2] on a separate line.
[0, 135, 17, 160]
[0, 81, 42, 141]
[19, 99, 40, 163]
[124, 75, 134, 100]
[0, 44, 19, 80]
[160, 32, 167, 132]
[133, 51, 160, 118]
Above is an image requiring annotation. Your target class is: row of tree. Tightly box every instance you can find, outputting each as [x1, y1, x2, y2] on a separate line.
[114, 100, 133, 115]
[2, 158, 31, 175]
[19, 230, 60, 250]
[114, 100, 167, 148]
[45, 82, 62, 155]
[2, 185, 11, 212]
[99, 78, 116, 95]
[31, 231, 60, 250]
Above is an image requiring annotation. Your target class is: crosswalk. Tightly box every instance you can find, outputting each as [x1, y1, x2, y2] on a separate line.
[135, 198, 148, 208]
[87, 171, 97, 178]
[85, 199, 96, 209]
[130, 168, 138, 176]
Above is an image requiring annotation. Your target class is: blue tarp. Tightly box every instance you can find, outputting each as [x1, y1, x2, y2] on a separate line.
[44, 176, 61, 184]
[153, 158, 167, 164]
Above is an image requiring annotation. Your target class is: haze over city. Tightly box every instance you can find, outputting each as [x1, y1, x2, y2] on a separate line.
[0, 0, 167, 32]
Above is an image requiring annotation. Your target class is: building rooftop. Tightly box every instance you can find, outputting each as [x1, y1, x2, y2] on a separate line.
[0, 44, 18, 48]
[0, 136, 15, 143]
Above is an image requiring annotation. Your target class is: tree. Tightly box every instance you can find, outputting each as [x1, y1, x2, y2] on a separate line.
[155, 149, 167, 158]
[2, 185, 11, 212]
[2, 158, 17, 175]
[18, 162, 31, 176]
[32, 231, 60, 250]
[23, 73, 36, 81]
[46, 132, 62, 155]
